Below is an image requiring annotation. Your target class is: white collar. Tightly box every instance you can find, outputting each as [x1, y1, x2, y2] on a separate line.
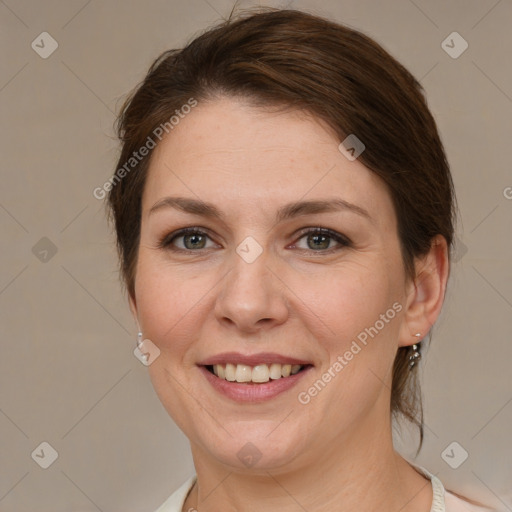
[156, 464, 453, 512]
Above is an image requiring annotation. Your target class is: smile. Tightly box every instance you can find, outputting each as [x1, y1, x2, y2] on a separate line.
[198, 352, 313, 402]
[207, 363, 306, 383]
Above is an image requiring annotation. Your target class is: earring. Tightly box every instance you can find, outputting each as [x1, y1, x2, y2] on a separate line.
[409, 333, 422, 369]
[137, 331, 143, 348]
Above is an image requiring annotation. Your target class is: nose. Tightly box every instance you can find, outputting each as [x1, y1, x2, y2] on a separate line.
[214, 244, 289, 334]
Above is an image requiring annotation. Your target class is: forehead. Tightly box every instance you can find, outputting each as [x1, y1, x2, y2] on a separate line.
[142, 97, 395, 227]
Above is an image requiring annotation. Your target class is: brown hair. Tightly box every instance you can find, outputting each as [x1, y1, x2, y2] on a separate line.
[107, 7, 456, 448]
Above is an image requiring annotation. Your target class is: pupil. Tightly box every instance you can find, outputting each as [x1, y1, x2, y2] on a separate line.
[309, 234, 329, 250]
[185, 234, 204, 249]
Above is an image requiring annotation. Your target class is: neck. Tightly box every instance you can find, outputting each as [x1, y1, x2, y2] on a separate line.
[184, 412, 432, 512]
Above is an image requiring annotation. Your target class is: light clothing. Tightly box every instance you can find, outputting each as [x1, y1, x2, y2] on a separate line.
[154, 466, 493, 512]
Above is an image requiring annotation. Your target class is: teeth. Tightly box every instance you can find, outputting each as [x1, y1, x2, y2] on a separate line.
[210, 363, 305, 383]
[291, 364, 302, 375]
[269, 363, 282, 380]
[252, 365, 270, 383]
[235, 364, 252, 383]
[225, 363, 236, 382]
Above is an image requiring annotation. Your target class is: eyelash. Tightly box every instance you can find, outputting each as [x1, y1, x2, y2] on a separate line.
[157, 227, 352, 254]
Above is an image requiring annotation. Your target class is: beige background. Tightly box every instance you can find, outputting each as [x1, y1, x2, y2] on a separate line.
[1, 0, 511, 510]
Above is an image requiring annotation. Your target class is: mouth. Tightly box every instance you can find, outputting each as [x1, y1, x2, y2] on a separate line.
[197, 353, 314, 402]
[204, 362, 311, 383]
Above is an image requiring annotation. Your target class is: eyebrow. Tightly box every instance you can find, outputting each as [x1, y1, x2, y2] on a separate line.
[148, 196, 372, 223]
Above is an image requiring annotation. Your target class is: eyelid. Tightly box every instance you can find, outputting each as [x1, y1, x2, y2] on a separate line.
[158, 226, 352, 253]
[291, 227, 352, 251]
[158, 227, 216, 250]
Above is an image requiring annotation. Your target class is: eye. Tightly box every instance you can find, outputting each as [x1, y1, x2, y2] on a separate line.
[158, 226, 351, 254]
[292, 228, 351, 252]
[158, 228, 217, 251]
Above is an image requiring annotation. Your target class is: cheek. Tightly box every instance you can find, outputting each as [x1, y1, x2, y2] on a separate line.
[134, 253, 203, 355]
[305, 261, 403, 386]
[314, 258, 401, 334]
[133, 249, 242, 373]
[133, 254, 214, 429]
[289, 265, 404, 440]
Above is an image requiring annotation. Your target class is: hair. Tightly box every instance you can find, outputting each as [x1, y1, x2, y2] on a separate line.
[107, 7, 457, 449]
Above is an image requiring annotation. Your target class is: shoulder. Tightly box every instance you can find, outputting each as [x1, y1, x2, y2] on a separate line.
[153, 475, 197, 512]
[444, 489, 496, 512]
[409, 464, 496, 512]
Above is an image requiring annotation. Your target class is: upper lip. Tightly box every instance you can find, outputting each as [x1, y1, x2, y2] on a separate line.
[198, 352, 312, 366]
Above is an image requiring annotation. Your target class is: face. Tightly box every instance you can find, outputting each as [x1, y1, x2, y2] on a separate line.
[131, 97, 414, 472]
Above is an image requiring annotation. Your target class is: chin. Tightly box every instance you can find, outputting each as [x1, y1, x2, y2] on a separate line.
[192, 421, 308, 472]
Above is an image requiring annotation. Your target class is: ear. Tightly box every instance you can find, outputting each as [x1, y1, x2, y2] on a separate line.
[398, 234, 450, 347]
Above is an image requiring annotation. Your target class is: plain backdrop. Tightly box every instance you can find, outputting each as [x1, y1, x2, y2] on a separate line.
[1, 1, 511, 511]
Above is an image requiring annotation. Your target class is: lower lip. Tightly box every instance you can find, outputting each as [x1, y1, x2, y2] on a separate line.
[199, 365, 313, 403]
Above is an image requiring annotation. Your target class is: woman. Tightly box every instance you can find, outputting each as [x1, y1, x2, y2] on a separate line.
[107, 8, 493, 512]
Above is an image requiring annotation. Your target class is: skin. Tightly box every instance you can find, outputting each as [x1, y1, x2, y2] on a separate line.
[129, 97, 449, 512]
